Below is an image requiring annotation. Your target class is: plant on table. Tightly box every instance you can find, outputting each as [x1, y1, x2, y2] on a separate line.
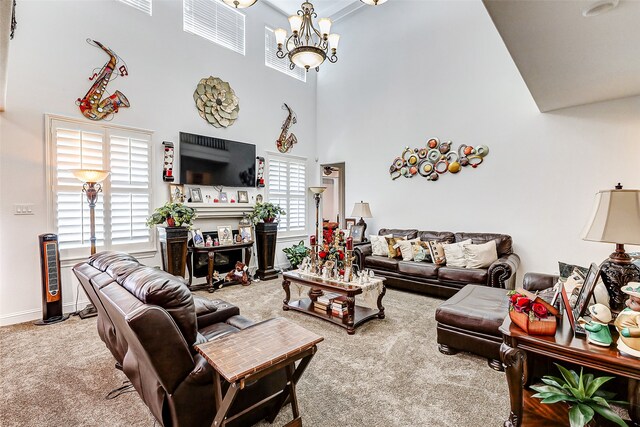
[248, 202, 286, 224]
[283, 240, 310, 269]
[531, 363, 628, 427]
[146, 202, 196, 228]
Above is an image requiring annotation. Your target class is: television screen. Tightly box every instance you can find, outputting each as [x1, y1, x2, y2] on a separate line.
[179, 132, 256, 187]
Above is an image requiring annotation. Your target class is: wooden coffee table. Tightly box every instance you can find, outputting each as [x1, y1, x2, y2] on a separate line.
[282, 271, 386, 335]
[195, 317, 323, 427]
[500, 310, 640, 426]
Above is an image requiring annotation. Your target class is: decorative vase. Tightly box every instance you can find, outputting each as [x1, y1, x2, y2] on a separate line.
[264, 217, 276, 223]
[255, 221, 278, 280]
[509, 310, 557, 336]
[166, 217, 176, 227]
[157, 226, 188, 278]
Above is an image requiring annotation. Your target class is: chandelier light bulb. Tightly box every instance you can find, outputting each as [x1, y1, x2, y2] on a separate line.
[274, 28, 287, 45]
[360, 0, 388, 5]
[318, 18, 332, 36]
[328, 33, 340, 51]
[222, 0, 257, 8]
[289, 15, 303, 33]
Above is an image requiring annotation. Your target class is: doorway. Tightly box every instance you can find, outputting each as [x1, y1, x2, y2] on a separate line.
[320, 162, 345, 229]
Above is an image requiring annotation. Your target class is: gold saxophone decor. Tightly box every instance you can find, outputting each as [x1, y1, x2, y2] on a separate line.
[276, 103, 298, 153]
[77, 39, 130, 121]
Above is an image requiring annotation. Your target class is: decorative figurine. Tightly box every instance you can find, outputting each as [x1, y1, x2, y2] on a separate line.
[225, 261, 250, 286]
[613, 283, 640, 358]
[584, 303, 613, 347]
[205, 235, 213, 247]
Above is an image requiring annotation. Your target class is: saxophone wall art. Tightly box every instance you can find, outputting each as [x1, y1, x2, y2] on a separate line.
[76, 39, 130, 121]
[276, 103, 298, 153]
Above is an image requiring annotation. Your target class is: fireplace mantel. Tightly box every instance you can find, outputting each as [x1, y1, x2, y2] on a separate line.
[186, 203, 255, 219]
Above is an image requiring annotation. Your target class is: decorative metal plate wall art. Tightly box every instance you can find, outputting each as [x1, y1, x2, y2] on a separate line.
[389, 138, 489, 181]
[193, 76, 240, 128]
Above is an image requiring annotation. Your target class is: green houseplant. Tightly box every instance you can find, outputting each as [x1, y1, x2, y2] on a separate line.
[283, 240, 310, 269]
[146, 202, 196, 228]
[249, 202, 286, 224]
[531, 363, 628, 427]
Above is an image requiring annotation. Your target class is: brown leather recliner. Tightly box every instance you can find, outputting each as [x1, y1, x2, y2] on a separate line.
[354, 228, 520, 298]
[73, 251, 285, 427]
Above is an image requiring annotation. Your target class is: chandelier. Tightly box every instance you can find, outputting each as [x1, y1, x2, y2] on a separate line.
[274, 2, 340, 72]
[361, 0, 388, 4]
[222, 0, 257, 7]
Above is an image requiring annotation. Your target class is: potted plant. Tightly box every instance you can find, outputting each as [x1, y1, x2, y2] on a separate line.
[531, 363, 628, 427]
[249, 202, 286, 280]
[146, 202, 196, 277]
[283, 240, 310, 270]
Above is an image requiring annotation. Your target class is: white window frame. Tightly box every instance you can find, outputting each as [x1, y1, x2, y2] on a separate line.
[45, 114, 156, 263]
[264, 26, 306, 82]
[183, 0, 246, 56]
[116, 0, 153, 15]
[266, 152, 308, 239]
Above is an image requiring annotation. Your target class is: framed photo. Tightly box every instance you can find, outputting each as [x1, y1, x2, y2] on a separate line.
[169, 184, 185, 203]
[191, 229, 205, 247]
[217, 225, 233, 245]
[350, 225, 365, 243]
[573, 262, 601, 319]
[190, 187, 203, 203]
[237, 191, 249, 203]
[219, 192, 228, 203]
[239, 225, 253, 242]
[256, 194, 263, 203]
[346, 218, 357, 229]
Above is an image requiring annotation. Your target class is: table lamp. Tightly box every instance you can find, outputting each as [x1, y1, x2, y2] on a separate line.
[72, 169, 110, 318]
[309, 187, 327, 244]
[582, 183, 640, 310]
[351, 201, 373, 236]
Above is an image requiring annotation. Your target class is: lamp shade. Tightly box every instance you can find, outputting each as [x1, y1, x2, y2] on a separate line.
[71, 169, 110, 184]
[582, 189, 640, 245]
[351, 201, 372, 218]
[309, 186, 327, 194]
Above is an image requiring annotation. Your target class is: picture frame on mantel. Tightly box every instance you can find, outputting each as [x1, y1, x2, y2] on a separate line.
[219, 192, 228, 203]
[190, 188, 203, 203]
[237, 190, 249, 203]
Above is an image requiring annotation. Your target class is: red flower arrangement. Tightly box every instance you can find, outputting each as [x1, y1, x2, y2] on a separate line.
[508, 291, 549, 320]
[507, 289, 558, 336]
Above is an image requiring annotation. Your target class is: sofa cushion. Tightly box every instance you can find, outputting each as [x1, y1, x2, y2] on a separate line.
[398, 261, 439, 279]
[418, 231, 455, 244]
[378, 228, 419, 240]
[194, 298, 241, 328]
[464, 240, 498, 269]
[365, 255, 399, 271]
[454, 233, 512, 257]
[435, 284, 509, 336]
[438, 266, 488, 284]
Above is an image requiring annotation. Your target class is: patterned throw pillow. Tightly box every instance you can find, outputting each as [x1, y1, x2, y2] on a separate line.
[395, 238, 419, 261]
[412, 241, 433, 263]
[370, 234, 392, 256]
[385, 236, 406, 258]
[428, 240, 447, 265]
[558, 262, 588, 281]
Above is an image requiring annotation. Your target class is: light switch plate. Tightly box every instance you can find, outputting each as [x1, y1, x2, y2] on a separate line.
[14, 204, 34, 215]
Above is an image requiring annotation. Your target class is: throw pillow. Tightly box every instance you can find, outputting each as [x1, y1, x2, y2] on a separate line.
[442, 239, 473, 268]
[370, 234, 392, 256]
[428, 240, 447, 266]
[558, 262, 588, 281]
[464, 240, 498, 269]
[395, 238, 418, 261]
[385, 236, 406, 258]
[412, 240, 433, 263]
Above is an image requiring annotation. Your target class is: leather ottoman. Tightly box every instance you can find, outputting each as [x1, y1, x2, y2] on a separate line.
[435, 284, 509, 371]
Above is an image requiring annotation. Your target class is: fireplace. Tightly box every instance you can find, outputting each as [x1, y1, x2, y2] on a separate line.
[190, 229, 244, 278]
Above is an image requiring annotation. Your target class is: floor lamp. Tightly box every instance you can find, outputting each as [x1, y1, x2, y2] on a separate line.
[309, 186, 326, 244]
[583, 183, 640, 311]
[72, 169, 110, 319]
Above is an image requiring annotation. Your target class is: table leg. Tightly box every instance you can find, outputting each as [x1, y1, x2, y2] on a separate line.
[244, 247, 252, 283]
[286, 363, 300, 419]
[629, 378, 640, 426]
[282, 279, 291, 311]
[266, 351, 315, 423]
[187, 251, 194, 287]
[500, 341, 526, 427]
[377, 283, 386, 319]
[207, 251, 215, 293]
[346, 296, 356, 335]
[213, 371, 223, 410]
[212, 382, 240, 427]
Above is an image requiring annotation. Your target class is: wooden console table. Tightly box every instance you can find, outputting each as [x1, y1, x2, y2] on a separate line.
[282, 271, 386, 335]
[195, 317, 323, 427]
[187, 241, 253, 293]
[500, 311, 640, 426]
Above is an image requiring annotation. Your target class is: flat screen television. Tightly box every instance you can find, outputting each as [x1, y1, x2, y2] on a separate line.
[179, 132, 256, 187]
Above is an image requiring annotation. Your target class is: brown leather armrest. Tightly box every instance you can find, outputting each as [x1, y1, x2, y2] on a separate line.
[354, 243, 372, 269]
[488, 253, 520, 289]
[522, 272, 558, 292]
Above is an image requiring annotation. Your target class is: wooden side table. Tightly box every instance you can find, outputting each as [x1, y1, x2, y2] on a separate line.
[187, 241, 253, 293]
[195, 317, 323, 427]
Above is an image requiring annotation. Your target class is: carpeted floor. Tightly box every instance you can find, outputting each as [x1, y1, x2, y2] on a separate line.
[0, 277, 509, 426]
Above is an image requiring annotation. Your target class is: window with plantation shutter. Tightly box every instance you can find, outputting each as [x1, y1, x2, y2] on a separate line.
[183, 0, 245, 56]
[267, 155, 307, 236]
[265, 26, 306, 82]
[46, 116, 154, 260]
[116, 0, 152, 15]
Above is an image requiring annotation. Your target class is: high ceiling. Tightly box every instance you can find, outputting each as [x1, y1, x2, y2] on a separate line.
[264, 0, 361, 20]
[484, 0, 640, 112]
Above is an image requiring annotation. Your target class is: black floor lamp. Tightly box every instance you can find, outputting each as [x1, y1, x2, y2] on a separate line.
[72, 169, 110, 319]
[309, 186, 326, 243]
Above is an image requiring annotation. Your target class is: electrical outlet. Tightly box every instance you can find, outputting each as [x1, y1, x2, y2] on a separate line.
[14, 204, 34, 215]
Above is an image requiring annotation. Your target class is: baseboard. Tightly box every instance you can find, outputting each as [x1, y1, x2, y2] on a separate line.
[0, 300, 88, 326]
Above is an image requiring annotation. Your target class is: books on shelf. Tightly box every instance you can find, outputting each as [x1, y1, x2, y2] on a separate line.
[317, 292, 342, 306]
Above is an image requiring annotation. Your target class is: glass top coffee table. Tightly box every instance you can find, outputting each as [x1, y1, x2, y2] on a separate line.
[281, 270, 386, 335]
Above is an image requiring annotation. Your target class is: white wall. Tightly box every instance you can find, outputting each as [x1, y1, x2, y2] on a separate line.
[317, 0, 640, 276]
[0, 0, 319, 325]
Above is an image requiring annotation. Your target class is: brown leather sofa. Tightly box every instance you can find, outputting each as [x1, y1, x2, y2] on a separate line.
[435, 272, 556, 370]
[73, 251, 285, 427]
[354, 228, 520, 298]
